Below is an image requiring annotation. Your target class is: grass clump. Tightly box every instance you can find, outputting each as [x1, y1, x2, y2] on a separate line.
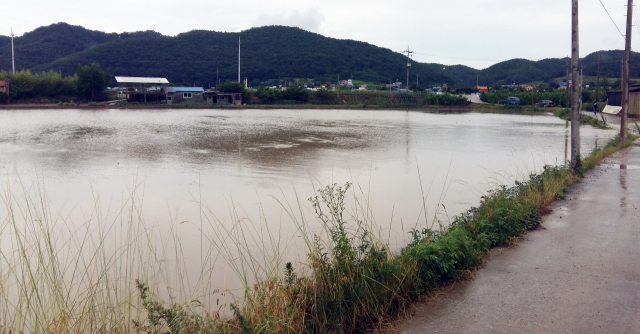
[580, 134, 638, 172]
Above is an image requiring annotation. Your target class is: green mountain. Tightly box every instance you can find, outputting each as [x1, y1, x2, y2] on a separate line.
[24, 25, 477, 87]
[0, 23, 163, 75]
[1, 23, 638, 87]
[475, 51, 640, 86]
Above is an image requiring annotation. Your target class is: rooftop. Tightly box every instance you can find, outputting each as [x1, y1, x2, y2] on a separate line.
[115, 76, 170, 84]
[166, 87, 204, 92]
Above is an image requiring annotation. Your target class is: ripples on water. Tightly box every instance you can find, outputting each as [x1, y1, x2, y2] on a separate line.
[0, 108, 615, 298]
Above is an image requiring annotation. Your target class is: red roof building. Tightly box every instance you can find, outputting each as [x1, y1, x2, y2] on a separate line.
[0, 81, 8, 95]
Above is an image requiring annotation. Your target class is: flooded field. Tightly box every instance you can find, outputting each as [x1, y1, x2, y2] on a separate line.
[0, 108, 615, 306]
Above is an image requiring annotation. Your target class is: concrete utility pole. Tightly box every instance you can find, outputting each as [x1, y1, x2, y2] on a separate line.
[571, 0, 581, 173]
[11, 28, 15, 74]
[565, 59, 570, 108]
[621, 0, 633, 139]
[403, 46, 413, 89]
[595, 53, 601, 104]
[580, 69, 583, 111]
[238, 36, 241, 83]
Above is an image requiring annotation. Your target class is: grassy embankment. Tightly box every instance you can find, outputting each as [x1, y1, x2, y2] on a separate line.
[206, 136, 636, 334]
[553, 108, 610, 129]
[0, 133, 634, 334]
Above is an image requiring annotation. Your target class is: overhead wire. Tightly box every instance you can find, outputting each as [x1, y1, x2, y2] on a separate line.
[598, 0, 626, 39]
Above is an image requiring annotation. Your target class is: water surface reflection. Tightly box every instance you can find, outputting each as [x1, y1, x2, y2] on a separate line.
[0, 108, 616, 297]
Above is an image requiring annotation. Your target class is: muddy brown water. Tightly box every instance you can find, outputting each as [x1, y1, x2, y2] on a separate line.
[0, 108, 615, 304]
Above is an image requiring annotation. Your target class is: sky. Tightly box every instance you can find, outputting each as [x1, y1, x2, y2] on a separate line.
[0, 0, 637, 69]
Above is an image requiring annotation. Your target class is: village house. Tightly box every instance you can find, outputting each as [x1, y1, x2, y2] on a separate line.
[606, 82, 640, 117]
[386, 81, 404, 90]
[202, 89, 242, 105]
[162, 87, 204, 105]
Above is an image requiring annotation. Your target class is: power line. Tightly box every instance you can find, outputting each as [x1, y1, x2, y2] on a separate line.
[632, 5, 640, 42]
[413, 52, 500, 63]
[598, 0, 626, 39]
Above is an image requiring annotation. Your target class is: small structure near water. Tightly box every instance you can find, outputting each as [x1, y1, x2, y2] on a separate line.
[203, 89, 242, 105]
[606, 82, 640, 117]
[163, 87, 204, 105]
[115, 76, 170, 103]
[114, 76, 242, 105]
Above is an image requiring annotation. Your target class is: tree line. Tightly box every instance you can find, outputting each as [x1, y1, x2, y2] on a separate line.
[0, 63, 110, 103]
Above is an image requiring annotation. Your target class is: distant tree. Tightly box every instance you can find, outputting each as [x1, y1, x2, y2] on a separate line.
[581, 91, 591, 103]
[537, 83, 552, 92]
[8, 70, 36, 100]
[76, 63, 110, 100]
[410, 84, 424, 92]
[217, 81, 245, 93]
[283, 84, 309, 101]
[315, 88, 335, 101]
[255, 85, 282, 103]
[612, 78, 622, 90]
[600, 77, 611, 92]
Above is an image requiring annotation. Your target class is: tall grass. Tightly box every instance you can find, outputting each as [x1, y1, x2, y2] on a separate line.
[0, 134, 637, 333]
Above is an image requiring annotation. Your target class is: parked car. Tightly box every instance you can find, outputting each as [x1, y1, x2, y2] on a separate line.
[501, 96, 521, 105]
[537, 100, 556, 108]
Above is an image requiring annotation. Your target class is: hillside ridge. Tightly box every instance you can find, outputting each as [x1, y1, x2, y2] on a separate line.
[0, 23, 637, 86]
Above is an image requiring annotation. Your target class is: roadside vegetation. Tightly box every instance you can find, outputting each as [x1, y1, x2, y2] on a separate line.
[1, 130, 636, 333]
[553, 108, 609, 129]
[251, 87, 469, 107]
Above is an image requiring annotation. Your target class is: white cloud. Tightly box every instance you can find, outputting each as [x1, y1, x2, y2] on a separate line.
[252, 8, 325, 32]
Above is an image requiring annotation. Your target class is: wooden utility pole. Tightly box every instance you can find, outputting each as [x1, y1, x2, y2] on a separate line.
[621, 0, 633, 139]
[595, 53, 601, 104]
[565, 59, 570, 108]
[571, 0, 580, 173]
[403, 46, 413, 89]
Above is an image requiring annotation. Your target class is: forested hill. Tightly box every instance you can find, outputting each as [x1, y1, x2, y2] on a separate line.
[23, 25, 478, 87]
[476, 51, 640, 86]
[0, 23, 162, 73]
[1, 23, 639, 86]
